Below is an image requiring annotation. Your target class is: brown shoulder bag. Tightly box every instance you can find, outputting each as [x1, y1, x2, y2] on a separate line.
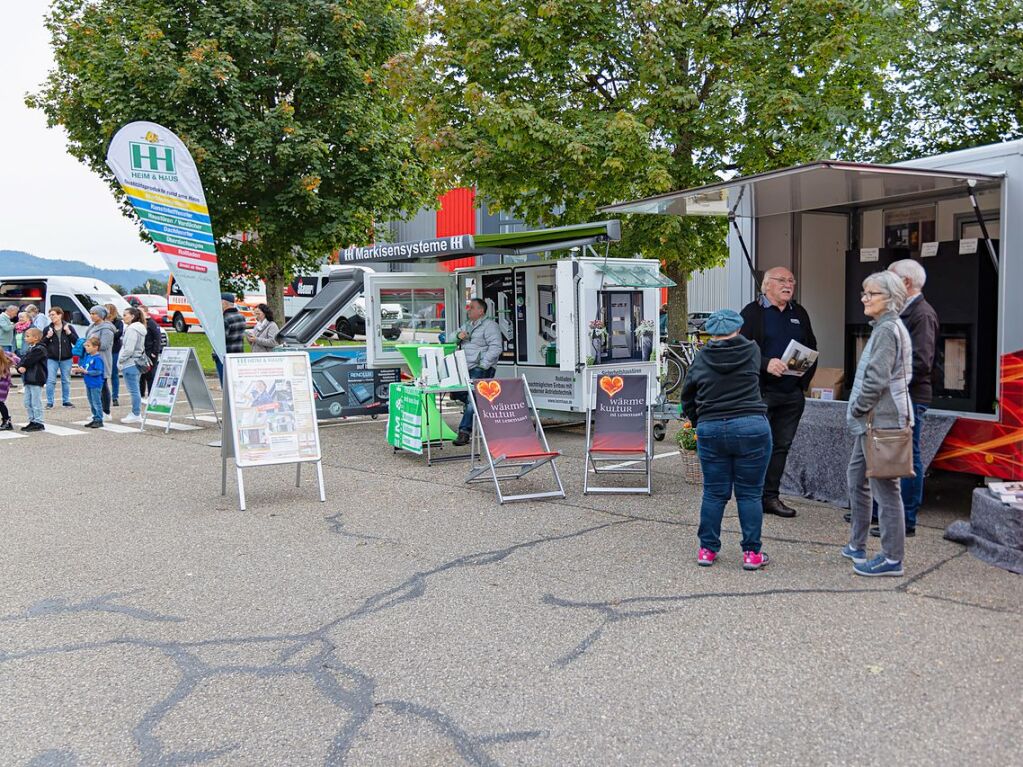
[864, 324, 915, 479]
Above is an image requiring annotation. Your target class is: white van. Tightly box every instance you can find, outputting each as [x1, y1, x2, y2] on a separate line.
[0, 276, 131, 336]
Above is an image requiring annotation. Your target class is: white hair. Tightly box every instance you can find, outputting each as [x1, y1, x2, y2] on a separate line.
[863, 271, 907, 314]
[888, 259, 926, 290]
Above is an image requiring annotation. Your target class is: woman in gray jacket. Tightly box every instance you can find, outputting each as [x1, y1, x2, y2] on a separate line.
[843, 271, 913, 577]
[245, 304, 280, 353]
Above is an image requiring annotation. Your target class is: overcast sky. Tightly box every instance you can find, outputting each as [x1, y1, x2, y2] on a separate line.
[0, 3, 165, 271]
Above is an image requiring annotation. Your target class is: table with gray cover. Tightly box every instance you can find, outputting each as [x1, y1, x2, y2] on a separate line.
[780, 399, 957, 508]
[945, 489, 1023, 574]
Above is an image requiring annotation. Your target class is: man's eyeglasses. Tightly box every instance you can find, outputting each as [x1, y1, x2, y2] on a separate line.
[860, 291, 886, 299]
[768, 277, 796, 285]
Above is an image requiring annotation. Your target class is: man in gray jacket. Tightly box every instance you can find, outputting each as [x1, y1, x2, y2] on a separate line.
[451, 298, 503, 446]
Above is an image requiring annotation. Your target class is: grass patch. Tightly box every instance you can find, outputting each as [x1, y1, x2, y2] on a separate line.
[165, 331, 250, 374]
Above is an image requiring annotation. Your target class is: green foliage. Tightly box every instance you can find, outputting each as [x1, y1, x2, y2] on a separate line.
[411, 0, 913, 272]
[28, 0, 434, 319]
[905, 0, 1023, 155]
[676, 420, 697, 452]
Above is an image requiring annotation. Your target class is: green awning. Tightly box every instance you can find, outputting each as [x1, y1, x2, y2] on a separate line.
[474, 220, 621, 253]
[596, 263, 676, 288]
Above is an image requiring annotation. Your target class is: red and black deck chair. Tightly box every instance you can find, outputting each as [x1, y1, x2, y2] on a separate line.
[464, 376, 566, 504]
[583, 373, 653, 495]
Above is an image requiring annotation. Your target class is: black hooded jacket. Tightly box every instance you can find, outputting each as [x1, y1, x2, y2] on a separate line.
[680, 336, 768, 426]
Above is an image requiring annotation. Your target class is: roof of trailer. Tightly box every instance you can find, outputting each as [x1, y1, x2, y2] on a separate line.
[598, 161, 1002, 219]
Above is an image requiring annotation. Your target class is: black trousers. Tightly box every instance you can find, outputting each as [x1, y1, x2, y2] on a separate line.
[101, 379, 111, 414]
[762, 388, 806, 500]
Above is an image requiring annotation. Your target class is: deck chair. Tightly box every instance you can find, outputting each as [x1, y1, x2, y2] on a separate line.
[463, 375, 566, 504]
[583, 373, 653, 495]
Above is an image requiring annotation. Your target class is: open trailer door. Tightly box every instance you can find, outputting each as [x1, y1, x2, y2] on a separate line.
[364, 272, 458, 369]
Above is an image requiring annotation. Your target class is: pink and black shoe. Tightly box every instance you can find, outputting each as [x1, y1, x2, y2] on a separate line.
[697, 548, 717, 567]
[742, 550, 770, 571]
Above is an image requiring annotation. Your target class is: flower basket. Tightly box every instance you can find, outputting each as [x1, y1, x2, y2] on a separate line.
[680, 446, 702, 484]
[676, 421, 702, 485]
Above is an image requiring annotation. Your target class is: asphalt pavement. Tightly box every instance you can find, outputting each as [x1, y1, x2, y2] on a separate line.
[1, 377, 1020, 766]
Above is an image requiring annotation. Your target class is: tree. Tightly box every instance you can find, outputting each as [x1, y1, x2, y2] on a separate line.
[904, 0, 1023, 156]
[29, 0, 434, 322]
[109, 283, 126, 296]
[406, 0, 914, 338]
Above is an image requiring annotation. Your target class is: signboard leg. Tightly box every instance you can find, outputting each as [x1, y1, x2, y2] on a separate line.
[315, 461, 326, 502]
[237, 467, 247, 511]
[221, 455, 228, 496]
[295, 463, 301, 488]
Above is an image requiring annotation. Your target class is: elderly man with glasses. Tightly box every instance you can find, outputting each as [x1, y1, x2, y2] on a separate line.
[740, 267, 818, 518]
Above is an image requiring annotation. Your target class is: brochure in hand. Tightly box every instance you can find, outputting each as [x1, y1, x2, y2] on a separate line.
[780, 339, 819, 376]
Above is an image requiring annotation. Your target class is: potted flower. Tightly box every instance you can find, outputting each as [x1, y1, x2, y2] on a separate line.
[676, 420, 702, 484]
[588, 319, 608, 363]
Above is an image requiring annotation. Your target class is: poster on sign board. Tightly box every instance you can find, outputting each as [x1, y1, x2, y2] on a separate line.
[223, 353, 321, 468]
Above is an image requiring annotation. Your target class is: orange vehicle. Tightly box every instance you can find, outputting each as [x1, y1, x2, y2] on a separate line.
[167, 275, 260, 333]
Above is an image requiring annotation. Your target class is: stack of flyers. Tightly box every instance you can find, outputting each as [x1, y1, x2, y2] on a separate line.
[987, 481, 1023, 509]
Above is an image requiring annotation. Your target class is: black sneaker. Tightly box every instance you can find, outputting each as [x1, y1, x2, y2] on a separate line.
[62, 402, 75, 408]
[85, 421, 103, 429]
[112, 398, 119, 406]
[0, 420, 11, 431]
[24, 422, 45, 432]
[45, 403, 54, 409]
[452, 430, 471, 447]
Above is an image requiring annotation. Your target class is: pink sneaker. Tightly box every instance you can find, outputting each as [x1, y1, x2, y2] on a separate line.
[742, 550, 770, 571]
[697, 548, 717, 567]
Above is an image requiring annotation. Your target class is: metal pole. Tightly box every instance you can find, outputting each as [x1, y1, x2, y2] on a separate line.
[967, 181, 999, 272]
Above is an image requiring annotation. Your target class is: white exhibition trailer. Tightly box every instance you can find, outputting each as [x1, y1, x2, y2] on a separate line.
[350, 222, 672, 414]
[603, 140, 1023, 480]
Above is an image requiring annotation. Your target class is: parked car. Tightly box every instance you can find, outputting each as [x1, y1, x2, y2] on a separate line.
[0, 275, 129, 336]
[124, 294, 172, 326]
[687, 312, 713, 334]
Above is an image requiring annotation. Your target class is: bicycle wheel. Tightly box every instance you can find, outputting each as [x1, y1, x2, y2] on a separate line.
[662, 357, 685, 396]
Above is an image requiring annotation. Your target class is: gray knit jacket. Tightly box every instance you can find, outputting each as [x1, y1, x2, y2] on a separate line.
[846, 311, 914, 436]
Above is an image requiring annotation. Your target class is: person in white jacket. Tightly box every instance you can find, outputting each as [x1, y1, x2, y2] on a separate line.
[118, 307, 148, 422]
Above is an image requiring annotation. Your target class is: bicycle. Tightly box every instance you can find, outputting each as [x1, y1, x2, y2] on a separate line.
[659, 338, 702, 397]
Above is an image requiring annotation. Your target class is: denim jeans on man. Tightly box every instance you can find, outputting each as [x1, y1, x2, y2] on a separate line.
[86, 386, 104, 423]
[450, 366, 496, 433]
[696, 414, 773, 553]
[23, 385, 44, 424]
[849, 434, 906, 562]
[121, 365, 142, 416]
[46, 357, 73, 406]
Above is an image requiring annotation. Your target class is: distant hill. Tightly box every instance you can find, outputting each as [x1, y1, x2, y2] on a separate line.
[0, 250, 169, 293]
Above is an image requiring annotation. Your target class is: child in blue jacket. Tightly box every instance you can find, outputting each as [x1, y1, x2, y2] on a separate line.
[72, 337, 106, 428]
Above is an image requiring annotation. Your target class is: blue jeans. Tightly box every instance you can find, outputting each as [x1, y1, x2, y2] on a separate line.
[86, 386, 104, 422]
[695, 415, 773, 553]
[901, 403, 927, 529]
[110, 352, 120, 399]
[214, 353, 224, 384]
[451, 366, 495, 433]
[46, 358, 73, 406]
[23, 384, 43, 423]
[121, 365, 142, 416]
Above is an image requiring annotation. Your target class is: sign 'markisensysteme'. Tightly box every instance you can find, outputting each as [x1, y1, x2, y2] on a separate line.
[339, 235, 476, 264]
[106, 122, 226, 360]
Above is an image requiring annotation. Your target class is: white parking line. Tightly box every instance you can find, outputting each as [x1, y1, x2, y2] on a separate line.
[0, 431, 26, 440]
[141, 420, 202, 431]
[36, 424, 87, 437]
[73, 420, 140, 434]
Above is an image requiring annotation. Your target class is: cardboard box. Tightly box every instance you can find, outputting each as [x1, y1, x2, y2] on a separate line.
[809, 367, 844, 400]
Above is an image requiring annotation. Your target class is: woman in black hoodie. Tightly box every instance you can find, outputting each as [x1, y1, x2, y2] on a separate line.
[680, 309, 772, 570]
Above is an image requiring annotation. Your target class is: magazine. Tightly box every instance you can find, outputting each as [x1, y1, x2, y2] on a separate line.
[779, 339, 819, 377]
[988, 481, 1023, 504]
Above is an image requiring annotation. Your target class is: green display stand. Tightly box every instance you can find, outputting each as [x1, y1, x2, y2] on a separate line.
[393, 344, 459, 441]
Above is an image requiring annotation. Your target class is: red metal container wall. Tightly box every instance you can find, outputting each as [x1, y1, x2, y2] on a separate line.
[437, 188, 477, 272]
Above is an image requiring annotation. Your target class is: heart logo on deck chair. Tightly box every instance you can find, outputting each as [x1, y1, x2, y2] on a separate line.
[476, 380, 502, 403]
[599, 375, 624, 398]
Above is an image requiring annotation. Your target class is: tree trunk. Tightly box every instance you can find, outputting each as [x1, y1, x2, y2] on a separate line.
[263, 262, 288, 330]
[663, 260, 690, 343]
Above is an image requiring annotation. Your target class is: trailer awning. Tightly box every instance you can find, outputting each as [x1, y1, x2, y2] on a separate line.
[596, 262, 676, 288]
[599, 161, 1002, 219]
[337, 220, 622, 264]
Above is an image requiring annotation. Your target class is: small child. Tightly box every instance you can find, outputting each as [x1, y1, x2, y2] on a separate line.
[0, 349, 19, 430]
[72, 337, 106, 428]
[16, 328, 47, 431]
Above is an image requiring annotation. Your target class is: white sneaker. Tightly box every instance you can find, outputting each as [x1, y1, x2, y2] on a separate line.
[121, 413, 142, 424]
[140, 397, 148, 404]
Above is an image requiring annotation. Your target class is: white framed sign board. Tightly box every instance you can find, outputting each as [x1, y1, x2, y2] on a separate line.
[221, 352, 326, 511]
[141, 347, 219, 432]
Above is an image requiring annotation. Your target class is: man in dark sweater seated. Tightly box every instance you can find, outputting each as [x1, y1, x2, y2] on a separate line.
[740, 267, 818, 518]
